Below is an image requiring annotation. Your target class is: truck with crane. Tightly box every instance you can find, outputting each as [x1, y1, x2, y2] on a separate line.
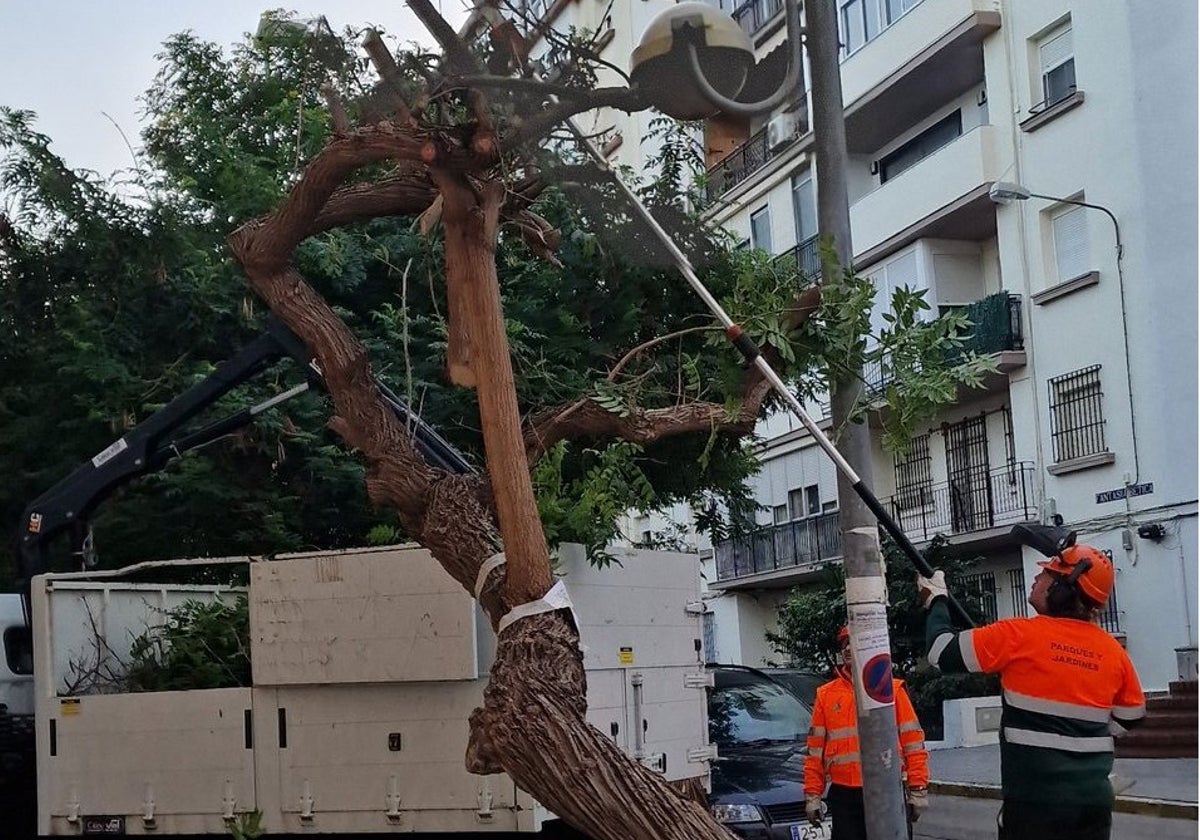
[2, 320, 714, 836]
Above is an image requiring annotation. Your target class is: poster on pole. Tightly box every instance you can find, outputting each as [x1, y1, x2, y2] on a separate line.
[847, 602, 894, 710]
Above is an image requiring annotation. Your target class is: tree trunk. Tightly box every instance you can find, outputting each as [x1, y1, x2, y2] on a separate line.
[229, 161, 736, 840]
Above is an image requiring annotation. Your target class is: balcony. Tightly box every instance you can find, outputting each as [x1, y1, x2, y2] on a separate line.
[850, 124, 999, 261]
[857, 291, 1025, 403]
[772, 234, 822, 282]
[841, 0, 1001, 154]
[705, 114, 806, 202]
[944, 291, 1026, 374]
[881, 462, 1038, 546]
[713, 510, 842, 588]
[732, 0, 784, 38]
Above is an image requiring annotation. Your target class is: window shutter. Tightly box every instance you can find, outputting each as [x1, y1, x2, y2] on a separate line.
[1052, 205, 1089, 281]
[1040, 26, 1073, 71]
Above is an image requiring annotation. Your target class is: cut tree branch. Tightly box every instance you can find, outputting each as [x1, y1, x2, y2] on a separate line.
[524, 286, 822, 461]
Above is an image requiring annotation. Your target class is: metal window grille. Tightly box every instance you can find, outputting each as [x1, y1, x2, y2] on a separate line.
[961, 571, 998, 624]
[1049, 366, 1107, 462]
[893, 435, 932, 511]
[945, 415, 993, 532]
[1007, 567, 1028, 618]
[1096, 549, 1122, 634]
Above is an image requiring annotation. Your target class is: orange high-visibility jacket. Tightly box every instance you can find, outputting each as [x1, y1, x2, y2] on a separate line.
[803, 668, 929, 795]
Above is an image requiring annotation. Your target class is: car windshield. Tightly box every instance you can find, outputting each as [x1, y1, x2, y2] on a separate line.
[709, 672, 813, 748]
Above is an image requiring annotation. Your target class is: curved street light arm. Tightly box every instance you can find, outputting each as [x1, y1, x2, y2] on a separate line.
[684, 0, 805, 117]
[1028, 193, 1123, 258]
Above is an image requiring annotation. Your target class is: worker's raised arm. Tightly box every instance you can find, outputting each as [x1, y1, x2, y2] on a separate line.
[918, 571, 1021, 674]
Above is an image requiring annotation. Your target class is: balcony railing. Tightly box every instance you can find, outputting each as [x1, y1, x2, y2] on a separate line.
[944, 292, 1024, 358]
[773, 234, 822, 282]
[847, 291, 1025, 407]
[881, 462, 1037, 544]
[714, 510, 842, 583]
[732, 0, 784, 37]
[705, 119, 803, 201]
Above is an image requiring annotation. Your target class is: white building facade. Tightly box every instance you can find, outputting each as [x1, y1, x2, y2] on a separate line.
[498, 0, 1199, 690]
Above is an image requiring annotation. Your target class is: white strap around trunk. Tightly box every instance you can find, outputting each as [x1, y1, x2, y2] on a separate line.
[474, 552, 508, 599]
[498, 579, 577, 635]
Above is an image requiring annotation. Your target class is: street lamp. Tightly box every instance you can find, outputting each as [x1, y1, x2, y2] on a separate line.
[988, 180, 1139, 481]
[988, 181, 1123, 259]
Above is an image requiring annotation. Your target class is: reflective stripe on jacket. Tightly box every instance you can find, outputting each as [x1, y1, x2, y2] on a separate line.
[803, 668, 929, 796]
[925, 598, 1146, 805]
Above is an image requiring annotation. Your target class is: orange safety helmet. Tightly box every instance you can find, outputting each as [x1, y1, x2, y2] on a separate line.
[1038, 543, 1115, 606]
[837, 625, 850, 646]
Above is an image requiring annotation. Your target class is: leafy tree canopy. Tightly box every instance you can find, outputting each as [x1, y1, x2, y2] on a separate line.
[0, 16, 992, 583]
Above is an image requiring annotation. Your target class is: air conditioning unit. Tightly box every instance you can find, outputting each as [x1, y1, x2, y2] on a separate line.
[766, 113, 797, 152]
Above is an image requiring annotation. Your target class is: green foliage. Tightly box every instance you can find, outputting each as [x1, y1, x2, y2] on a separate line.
[766, 536, 1000, 732]
[126, 597, 251, 692]
[227, 809, 264, 840]
[532, 441, 657, 564]
[0, 16, 992, 587]
[796, 244, 999, 452]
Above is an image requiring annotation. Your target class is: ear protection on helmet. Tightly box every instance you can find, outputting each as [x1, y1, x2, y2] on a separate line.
[1046, 554, 1094, 613]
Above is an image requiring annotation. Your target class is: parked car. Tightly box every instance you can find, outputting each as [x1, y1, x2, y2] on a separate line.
[706, 665, 831, 840]
[760, 668, 825, 709]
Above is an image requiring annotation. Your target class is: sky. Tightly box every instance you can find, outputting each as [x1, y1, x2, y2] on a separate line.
[0, 1, 470, 179]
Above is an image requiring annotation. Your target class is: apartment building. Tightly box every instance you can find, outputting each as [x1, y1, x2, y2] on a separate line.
[483, 0, 1198, 690]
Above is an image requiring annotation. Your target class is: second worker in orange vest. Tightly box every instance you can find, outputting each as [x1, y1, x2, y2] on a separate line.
[804, 625, 930, 840]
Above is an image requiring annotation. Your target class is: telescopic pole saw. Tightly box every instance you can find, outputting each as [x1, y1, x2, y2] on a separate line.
[563, 118, 974, 629]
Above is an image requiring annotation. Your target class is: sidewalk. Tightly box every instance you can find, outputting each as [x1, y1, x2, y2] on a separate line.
[928, 745, 1198, 819]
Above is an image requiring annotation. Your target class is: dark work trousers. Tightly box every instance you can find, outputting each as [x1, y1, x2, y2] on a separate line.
[826, 784, 914, 840]
[998, 799, 1112, 840]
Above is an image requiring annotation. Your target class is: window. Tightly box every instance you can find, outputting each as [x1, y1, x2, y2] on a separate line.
[708, 669, 813, 748]
[1096, 553, 1122, 633]
[961, 571, 998, 624]
[773, 504, 789, 525]
[1038, 23, 1076, 109]
[791, 169, 817, 244]
[1007, 567, 1028, 618]
[840, 0, 922, 56]
[893, 434, 932, 510]
[1051, 203, 1089, 282]
[805, 485, 821, 517]
[4, 626, 32, 676]
[840, 0, 868, 54]
[788, 484, 821, 520]
[750, 206, 772, 253]
[878, 111, 962, 183]
[1049, 365, 1107, 462]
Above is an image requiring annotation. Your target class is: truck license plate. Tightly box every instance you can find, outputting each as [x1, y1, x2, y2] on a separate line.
[791, 822, 830, 840]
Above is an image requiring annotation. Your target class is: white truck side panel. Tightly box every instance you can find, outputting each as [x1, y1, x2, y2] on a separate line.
[250, 545, 479, 684]
[38, 688, 253, 836]
[35, 544, 711, 835]
[260, 682, 521, 833]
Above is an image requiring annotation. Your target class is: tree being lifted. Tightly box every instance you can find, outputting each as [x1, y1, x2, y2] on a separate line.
[225, 2, 991, 837]
[226, 5, 762, 836]
[0, 2, 991, 836]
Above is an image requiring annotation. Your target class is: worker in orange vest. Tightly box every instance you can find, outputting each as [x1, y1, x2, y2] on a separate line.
[918, 542, 1145, 840]
[804, 625, 930, 840]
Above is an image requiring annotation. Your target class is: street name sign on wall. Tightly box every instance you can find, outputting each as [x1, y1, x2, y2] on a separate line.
[1096, 482, 1154, 504]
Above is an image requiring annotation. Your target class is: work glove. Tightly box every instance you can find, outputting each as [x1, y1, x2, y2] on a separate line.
[805, 794, 823, 827]
[906, 787, 929, 823]
[915, 570, 948, 609]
